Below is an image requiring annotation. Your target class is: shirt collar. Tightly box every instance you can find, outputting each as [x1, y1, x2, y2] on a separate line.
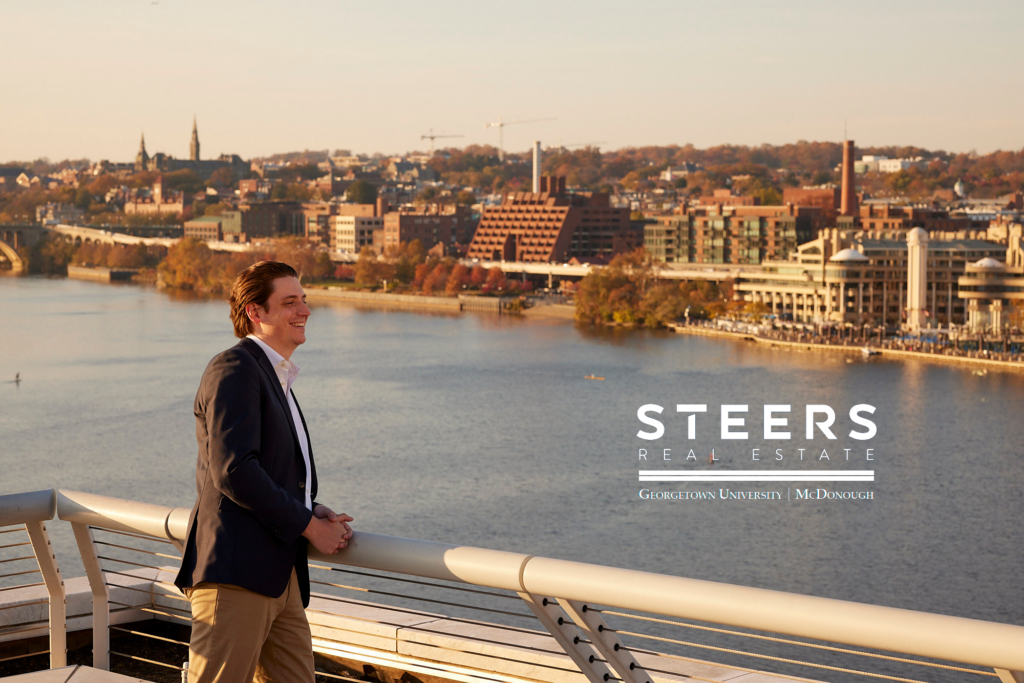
[247, 334, 300, 389]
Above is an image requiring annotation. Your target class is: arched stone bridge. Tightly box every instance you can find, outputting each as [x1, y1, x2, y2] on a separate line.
[0, 224, 47, 272]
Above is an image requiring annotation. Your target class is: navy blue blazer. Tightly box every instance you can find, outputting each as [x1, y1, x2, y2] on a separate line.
[174, 337, 318, 606]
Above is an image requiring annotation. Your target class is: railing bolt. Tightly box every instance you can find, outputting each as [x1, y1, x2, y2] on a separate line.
[589, 655, 595, 663]
[613, 644, 619, 651]
[598, 624, 604, 632]
[573, 636, 579, 644]
[557, 617, 564, 625]
[542, 598, 549, 606]
[630, 663, 635, 670]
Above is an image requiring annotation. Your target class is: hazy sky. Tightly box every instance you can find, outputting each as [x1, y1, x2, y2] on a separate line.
[3, 0, 1022, 163]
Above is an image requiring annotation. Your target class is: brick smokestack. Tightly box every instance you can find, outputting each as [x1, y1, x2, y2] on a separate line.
[840, 140, 857, 216]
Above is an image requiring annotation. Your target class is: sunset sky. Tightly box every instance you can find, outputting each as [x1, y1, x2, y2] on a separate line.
[3, 0, 1022, 162]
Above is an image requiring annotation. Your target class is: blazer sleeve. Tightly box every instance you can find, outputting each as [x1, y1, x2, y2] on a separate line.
[199, 351, 313, 544]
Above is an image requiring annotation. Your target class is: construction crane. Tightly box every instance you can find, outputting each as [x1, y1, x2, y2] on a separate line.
[484, 116, 556, 161]
[421, 129, 464, 155]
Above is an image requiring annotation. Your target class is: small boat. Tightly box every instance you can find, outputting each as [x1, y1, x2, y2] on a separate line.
[584, 375, 605, 381]
[861, 347, 880, 356]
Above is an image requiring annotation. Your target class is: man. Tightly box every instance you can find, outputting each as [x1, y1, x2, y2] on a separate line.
[175, 260, 353, 682]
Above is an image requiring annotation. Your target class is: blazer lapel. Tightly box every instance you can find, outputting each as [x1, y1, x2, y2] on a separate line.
[240, 338, 301, 452]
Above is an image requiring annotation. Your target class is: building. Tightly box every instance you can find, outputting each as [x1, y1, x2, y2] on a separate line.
[380, 204, 471, 254]
[133, 120, 248, 180]
[659, 162, 702, 182]
[0, 167, 25, 189]
[332, 215, 383, 253]
[877, 157, 927, 173]
[35, 203, 85, 225]
[124, 176, 185, 216]
[839, 203, 985, 232]
[301, 202, 337, 246]
[237, 202, 304, 238]
[732, 228, 1006, 326]
[184, 211, 245, 242]
[183, 216, 224, 241]
[646, 203, 820, 265]
[956, 225, 1024, 332]
[783, 187, 840, 219]
[238, 179, 275, 199]
[467, 176, 631, 263]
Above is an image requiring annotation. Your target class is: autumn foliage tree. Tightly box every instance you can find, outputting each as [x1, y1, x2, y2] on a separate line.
[575, 249, 729, 327]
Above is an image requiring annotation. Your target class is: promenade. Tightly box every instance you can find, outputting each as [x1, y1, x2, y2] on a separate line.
[672, 321, 1024, 370]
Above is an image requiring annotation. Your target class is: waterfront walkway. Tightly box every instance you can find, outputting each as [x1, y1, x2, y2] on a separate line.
[671, 321, 1024, 370]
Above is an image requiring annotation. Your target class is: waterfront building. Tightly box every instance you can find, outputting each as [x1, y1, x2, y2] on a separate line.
[732, 228, 1006, 326]
[956, 225, 1024, 332]
[384, 204, 472, 254]
[646, 203, 819, 265]
[467, 176, 633, 263]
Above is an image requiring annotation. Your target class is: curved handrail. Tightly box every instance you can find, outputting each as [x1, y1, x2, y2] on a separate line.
[0, 489, 56, 526]
[56, 489, 1024, 670]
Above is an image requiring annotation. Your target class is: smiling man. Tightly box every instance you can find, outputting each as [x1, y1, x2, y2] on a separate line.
[175, 260, 353, 683]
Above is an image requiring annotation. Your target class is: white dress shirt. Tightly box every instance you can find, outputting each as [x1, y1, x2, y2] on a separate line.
[247, 335, 312, 510]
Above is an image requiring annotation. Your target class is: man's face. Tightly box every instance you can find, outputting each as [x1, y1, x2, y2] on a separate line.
[247, 276, 310, 358]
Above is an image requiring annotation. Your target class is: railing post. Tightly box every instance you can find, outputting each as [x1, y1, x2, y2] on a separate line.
[518, 592, 614, 683]
[72, 522, 109, 670]
[24, 521, 66, 669]
[995, 670, 1024, 683]
[559, 600, 652, 683]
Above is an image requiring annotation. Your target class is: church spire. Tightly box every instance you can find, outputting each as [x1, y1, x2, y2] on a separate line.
[135, 132, 150, 172]
[189, 116, 200, 162]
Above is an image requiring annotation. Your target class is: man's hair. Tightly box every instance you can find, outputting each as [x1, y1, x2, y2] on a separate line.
[228, 261, 298, 339]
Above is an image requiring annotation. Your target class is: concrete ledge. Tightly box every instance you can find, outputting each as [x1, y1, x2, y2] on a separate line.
[0, 665, 148, 682]
[0, 567, 818, 683]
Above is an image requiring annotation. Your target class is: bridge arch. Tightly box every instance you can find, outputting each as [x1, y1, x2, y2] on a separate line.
[0, 238, 25, 272]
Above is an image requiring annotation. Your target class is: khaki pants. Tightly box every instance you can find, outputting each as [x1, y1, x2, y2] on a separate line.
[185, 569, 315, 683]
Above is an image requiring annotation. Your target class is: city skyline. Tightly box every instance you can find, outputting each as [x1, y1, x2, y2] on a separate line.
[2, 0, 1023, 162]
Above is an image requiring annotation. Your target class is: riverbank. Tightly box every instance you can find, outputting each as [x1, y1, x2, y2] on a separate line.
[671, 323, 1024, 371]
[304, 286, 508, 314]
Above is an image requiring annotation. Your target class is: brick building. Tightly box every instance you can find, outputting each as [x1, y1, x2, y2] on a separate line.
[467, 176, 632, 263]
[646, 203, 821, 265]
[380, 204, 471, 254]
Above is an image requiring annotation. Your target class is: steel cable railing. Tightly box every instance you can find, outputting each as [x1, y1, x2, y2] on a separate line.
[47, 490, 1024, 683]
[0, 490, 66, 671]
[89, 526, 188, 675]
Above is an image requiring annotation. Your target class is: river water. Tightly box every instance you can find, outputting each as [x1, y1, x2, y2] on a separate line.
[1, 276, 1022, 674]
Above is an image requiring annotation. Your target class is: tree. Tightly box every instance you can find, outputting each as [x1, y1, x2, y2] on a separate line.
[469, 264, 487, 287]
[346, 180, 378, 204]
[422, 263, 451, 294]
[74, 188, 92, 210]
[445, 264, 471, 294]
[483, 267, 507, 293]
[456, 190, 476, 205]
[207, 167, 237, 188]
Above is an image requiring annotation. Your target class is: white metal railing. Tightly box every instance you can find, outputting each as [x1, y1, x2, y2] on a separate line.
[0, 489, 65, 670]
[48, 488, 1024, 683]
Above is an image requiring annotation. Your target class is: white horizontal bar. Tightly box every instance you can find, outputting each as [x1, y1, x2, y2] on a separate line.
[640, 475, 874, 482]
[639, 470, 874, 476]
